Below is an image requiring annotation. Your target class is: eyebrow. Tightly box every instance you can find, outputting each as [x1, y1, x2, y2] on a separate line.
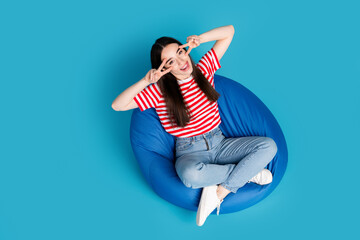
[165, 48, 181, 64]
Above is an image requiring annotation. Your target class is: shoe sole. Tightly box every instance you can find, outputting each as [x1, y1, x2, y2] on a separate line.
[196, 186, 213, 226]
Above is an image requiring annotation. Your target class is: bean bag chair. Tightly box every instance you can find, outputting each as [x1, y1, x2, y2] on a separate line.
[130, 74, 288, 214]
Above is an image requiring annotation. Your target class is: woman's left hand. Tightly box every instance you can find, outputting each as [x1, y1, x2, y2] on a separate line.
[179, 35, 201, 56]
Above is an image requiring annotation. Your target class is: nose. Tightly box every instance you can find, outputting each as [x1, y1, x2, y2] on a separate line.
[177, 59, 187, 68]
[170, 56, 187, 69]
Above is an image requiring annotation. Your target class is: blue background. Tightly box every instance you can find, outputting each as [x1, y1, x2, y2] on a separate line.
[1, 0, 359, 239]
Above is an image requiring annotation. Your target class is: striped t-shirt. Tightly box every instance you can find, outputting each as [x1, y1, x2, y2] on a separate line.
[134, 47, 222, 138]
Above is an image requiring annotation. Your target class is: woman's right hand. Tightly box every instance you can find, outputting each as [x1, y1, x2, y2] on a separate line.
[144, 58, 173, 84]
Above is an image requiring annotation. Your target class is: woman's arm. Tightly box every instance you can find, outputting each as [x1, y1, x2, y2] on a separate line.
[111, 78, 148, 111]
[198, 25, 235, 61]
[112, 58, 172, 111]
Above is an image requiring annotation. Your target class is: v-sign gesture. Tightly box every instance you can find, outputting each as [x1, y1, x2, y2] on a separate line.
[144, 58, 173, 84]
[179, 35, 201, 56]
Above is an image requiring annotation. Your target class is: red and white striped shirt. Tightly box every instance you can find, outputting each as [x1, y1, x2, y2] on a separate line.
[134, 47, 222, 138]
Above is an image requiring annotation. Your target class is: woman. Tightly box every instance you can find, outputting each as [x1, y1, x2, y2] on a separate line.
[112, 25, 278, 226]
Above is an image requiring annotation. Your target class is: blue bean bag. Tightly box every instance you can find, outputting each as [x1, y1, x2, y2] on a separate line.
[130, 75, 288, 214]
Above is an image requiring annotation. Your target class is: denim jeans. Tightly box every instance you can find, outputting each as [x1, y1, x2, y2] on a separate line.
[175, 127, 278, 193]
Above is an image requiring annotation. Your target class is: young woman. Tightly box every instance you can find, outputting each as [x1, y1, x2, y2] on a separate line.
[112, 25, 277, 226]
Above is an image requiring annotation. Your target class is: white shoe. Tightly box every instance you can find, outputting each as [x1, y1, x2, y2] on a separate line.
[248, 169, 273, 185]
[196, 185, 223, 227]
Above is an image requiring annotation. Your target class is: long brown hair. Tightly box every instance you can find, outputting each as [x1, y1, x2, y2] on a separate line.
[151, 37, 220, 127]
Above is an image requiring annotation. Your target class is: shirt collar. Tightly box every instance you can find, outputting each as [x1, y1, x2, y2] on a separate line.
[177, 74, 193, 84]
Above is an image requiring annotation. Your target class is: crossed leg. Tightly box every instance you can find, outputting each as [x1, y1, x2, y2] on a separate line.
[175, 136, 277, 195]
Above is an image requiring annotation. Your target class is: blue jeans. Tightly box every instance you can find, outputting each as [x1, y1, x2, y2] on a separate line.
[175, 127, 278, 193]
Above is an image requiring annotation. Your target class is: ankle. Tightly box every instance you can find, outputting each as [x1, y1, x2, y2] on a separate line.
[216, 185, 231, 201]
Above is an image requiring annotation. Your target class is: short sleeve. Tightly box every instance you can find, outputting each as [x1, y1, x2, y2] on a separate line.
[134, 83, 162, 111]
[197, 47, 222, 78]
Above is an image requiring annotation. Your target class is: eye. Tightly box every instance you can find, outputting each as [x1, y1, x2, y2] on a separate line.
[179, 49, 184, 54]
[169, 60, 173, 65]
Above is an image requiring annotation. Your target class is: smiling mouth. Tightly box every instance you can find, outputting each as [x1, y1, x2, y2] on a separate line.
[180, 62, 189, 71]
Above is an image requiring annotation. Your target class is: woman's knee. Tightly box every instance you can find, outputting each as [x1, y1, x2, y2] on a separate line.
[175, 160, 205, 188]
[260, 137, 278, 158]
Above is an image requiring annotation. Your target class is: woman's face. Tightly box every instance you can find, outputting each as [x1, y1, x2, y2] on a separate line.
[161, 43, 193, 80]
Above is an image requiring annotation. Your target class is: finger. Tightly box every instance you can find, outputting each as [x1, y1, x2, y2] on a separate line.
[150, 71, 154, 82]
[161, 65, 171, 72]
[179, 42, 190, 49]
[158, 58, 168, 71]
[185, 46, 193, 56]
[160, 66, 173, 76]
[195, 39, 200, 46]
[153, 71, 160, 81]
[191, 38, 198, 47]
[187, 37, 195, 42]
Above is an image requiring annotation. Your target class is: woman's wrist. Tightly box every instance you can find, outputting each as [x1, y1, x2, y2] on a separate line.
[199, 35, 205, 44]
[141, 77, 151, 85]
